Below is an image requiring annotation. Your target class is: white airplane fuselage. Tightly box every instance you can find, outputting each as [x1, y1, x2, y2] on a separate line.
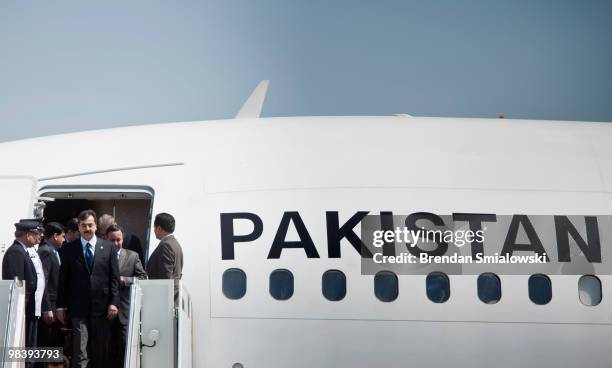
[0, 116, 611, 368]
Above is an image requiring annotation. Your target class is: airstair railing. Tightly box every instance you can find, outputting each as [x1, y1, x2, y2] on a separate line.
[1, 279, 26, 368]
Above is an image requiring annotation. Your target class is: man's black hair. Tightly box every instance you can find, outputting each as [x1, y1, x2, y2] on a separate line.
[154, 213, 175, 233]
[65, 218, 79, 232]
[77, 209, 97, 223]
[44, 222, 65, 238]
[106, 223, 124, 236]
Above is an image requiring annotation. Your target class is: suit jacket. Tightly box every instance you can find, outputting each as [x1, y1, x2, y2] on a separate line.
[147, 234, 183, 301]
[2, 241, 37, 317]
[57, 238, 120, 318]
[117, 248, 147, 324]
[38, 241, 61, 312]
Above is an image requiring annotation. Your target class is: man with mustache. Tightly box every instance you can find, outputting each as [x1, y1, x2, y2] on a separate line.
[57, 209, 120, 368]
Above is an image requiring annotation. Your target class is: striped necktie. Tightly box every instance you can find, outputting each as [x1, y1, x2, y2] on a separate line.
[85, 243, 94, 271]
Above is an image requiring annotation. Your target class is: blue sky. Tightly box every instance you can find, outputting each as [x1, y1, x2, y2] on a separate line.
[1, 0, 611, 142]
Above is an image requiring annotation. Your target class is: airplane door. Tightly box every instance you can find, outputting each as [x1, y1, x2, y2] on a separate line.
[0, 176, 37, 276]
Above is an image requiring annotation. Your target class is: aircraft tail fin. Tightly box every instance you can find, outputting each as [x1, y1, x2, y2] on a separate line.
[235, 80, 269, 119]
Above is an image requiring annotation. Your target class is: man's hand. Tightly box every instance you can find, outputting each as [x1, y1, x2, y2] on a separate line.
[56, 310, 65, 325]
[120, 276, 125, 286]
[43, 311, 54, 325]
[107, 304, 119, 320]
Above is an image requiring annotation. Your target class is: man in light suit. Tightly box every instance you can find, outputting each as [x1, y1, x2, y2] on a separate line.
[56, 209, 120, 368]
[106, 224, 147, 368]
[37, 222, 65, 349]
[2, 219, 40, 347]
[147, 212, 183, 303]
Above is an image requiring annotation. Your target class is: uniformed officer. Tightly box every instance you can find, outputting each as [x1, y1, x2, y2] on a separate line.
[2, 219, 42, 347]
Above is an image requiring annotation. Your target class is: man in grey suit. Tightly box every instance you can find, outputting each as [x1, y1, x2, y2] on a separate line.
[147, 213, 183, 303]
[106, 224, 147, 368]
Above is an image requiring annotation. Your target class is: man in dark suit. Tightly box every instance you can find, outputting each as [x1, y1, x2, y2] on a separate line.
[64, 218, 80, 243]
[106, 224, 147, 368]
[37, 222, 65, 349]
[147, 213, 183, 303]
[1, 219, 41, 347]
[56, 209, 120, 368]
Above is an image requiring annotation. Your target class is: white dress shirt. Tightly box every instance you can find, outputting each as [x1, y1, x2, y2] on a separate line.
[81, 235, 97, 258]
[26, 247, 45, 317]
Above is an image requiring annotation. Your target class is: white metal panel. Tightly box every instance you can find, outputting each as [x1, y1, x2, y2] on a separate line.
[235, 80, 269, 119]
[207, 318, 612, 368]
[124, 282, 143, 368]
[0, 282, 8, 351]
[177, 284, 193, 368]
[1, 117, 612, 368]
[140, 280, 176, 368]
[196, 118, 612, 194]
[0, 176, 36, 276]
[0, 117, 611, 194]
[209, 187, 612, 324]
[1, 280, 25, 368]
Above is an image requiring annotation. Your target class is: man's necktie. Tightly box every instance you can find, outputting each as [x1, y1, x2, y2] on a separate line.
[85, 243, 94, 271]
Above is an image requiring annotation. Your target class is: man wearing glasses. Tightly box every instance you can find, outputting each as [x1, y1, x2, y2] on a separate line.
[2, 219, 42, 347]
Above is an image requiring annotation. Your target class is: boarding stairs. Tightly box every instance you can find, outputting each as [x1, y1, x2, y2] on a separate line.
[0, 279, 193, 368]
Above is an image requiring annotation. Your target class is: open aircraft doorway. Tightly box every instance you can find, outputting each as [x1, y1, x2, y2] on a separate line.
[39, 186, 154, 267]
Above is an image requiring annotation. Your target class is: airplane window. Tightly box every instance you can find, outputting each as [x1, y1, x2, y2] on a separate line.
[528, 274, 552, 305]
[270, 269, 294, 300]
[222, 268, 246, 299]
[426, 272, 450, 303]
[477, 273, 501, 304]
[578, 275, 602, 306]
[322, 270, 346, 301]
[374, 271, 398, 302]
